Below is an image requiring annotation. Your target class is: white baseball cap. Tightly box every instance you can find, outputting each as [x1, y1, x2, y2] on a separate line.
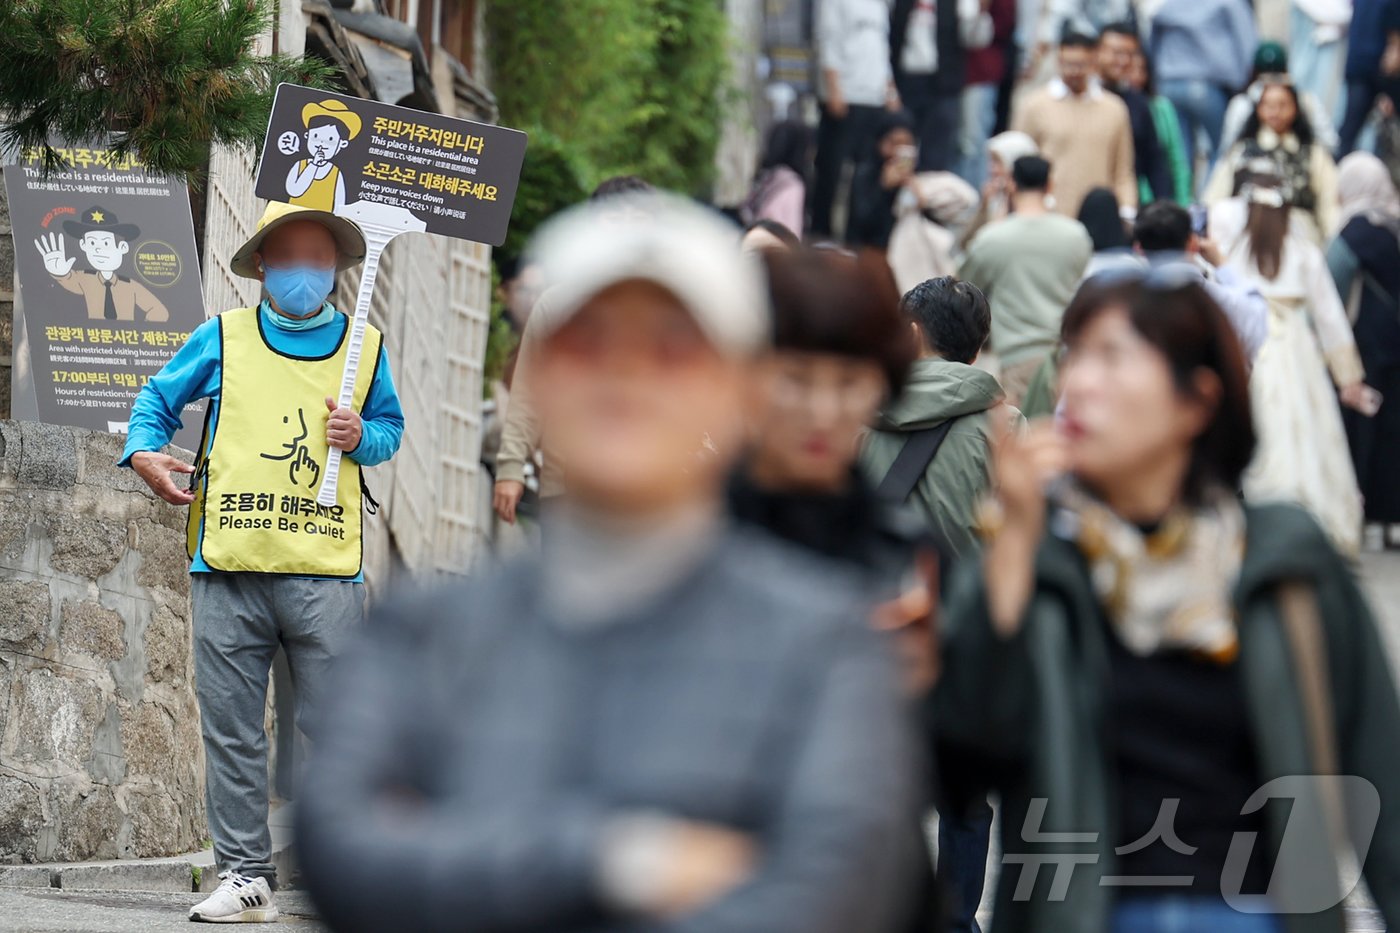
[528, 194, 770, 357]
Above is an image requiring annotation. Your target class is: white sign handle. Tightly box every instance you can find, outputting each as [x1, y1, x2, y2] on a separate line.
[314, 203, 424, 507]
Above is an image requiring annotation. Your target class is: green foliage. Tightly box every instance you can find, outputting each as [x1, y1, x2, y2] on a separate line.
[0, 0, 334, 180]
[487, 0, 729, 195]
[500, 127, 590, 265]
[483, 127, 585, 391]
[484, 261, 519, 393]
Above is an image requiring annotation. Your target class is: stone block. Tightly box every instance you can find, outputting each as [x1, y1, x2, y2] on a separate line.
[55, 861, 193, 893]
[0, 656, 12, 736]
[0, 366, 10, 423]
[58, 599, 126, 663]
[0, 772, 42, 862]
[0, 236, 13, 285]
[50, 781, 120, 862]
[121, 787, 184, 859]
[47, 511, 125, 580]
[12, 669, 101, 764]
[79, 431, 151, 496]
[0, 865, 52, 887]
[85, 703, 126, 786]
[132, 520, 188, 592]
[0, 494, 30, 569]
[119, 701, 174, 778]
[0, 580, 50, 655]
[171, 697, 203, 796]
[15, 422, 77, 490]
[144, 597, 189, 685]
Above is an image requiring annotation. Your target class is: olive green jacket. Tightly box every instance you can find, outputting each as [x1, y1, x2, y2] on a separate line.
[934, 503, 1400, 933]
[859, 359, 1016, 559]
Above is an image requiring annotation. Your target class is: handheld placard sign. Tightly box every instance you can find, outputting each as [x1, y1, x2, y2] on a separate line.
[254, 84, 527, 505]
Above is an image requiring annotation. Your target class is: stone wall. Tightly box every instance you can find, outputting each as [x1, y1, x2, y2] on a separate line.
[2, 177, 13, 420]
[0, 420, 204, 862]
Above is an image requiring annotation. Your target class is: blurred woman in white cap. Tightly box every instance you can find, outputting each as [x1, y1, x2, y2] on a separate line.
[120, 200, 404, 923]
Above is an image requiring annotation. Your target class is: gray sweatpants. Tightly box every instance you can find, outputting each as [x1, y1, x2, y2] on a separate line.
[191, 572, 365, 885]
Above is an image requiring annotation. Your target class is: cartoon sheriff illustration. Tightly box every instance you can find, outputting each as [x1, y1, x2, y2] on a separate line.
[285, 99, 362, 213]
[34, 206, 170, 322]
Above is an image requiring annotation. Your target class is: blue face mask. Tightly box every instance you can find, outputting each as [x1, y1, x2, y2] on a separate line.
[263, 265, 335, 318]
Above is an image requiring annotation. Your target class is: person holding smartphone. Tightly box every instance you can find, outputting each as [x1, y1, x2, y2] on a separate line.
[848, 111, 924, 251]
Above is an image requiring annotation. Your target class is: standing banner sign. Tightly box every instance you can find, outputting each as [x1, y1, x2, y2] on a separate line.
[254, 84, 527, 505]
[3, 143, 207, 449]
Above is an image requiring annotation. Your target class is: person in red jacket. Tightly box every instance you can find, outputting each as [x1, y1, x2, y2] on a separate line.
[957, 0, 1017, 190]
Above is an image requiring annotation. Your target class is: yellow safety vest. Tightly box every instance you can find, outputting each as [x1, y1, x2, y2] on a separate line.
[186, 306, 382, 577]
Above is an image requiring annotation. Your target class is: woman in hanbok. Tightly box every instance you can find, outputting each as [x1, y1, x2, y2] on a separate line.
[1223, 181, 1374, 554]
[1205, 78, 1338, 245]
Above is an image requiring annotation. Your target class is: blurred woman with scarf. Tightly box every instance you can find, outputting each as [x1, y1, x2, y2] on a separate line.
[935, 274, 1400, 932]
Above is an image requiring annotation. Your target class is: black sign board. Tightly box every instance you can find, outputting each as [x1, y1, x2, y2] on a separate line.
[254, 84, 527, 246]
[4, 142, 207, 448]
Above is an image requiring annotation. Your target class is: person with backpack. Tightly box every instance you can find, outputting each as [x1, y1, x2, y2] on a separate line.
[857, 276, 1016, 933]
[860, 277, 1020, 560]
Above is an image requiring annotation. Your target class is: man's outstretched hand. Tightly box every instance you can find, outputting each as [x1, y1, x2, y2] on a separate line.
[130, 451, 196, 505]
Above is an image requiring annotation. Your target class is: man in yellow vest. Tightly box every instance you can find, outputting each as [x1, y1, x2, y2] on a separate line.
[120, 202, 405, 923]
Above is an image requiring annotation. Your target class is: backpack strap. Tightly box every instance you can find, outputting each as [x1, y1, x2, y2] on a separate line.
[1275, 581, 1348, 855]
[876, 419, 957, 504]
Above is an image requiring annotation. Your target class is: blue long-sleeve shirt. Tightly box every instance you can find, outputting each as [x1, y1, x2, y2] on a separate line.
[121, 301, 405, 578]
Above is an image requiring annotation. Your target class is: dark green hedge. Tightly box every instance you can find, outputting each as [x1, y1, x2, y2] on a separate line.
[482, 1, 729, 388]
[487, 0, 728, 196]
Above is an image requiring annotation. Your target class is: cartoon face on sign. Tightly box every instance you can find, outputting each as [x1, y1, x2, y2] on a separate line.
[78, 230, 128, 271]
[32, 206, 169, 322]
[284, 99, 362, 214]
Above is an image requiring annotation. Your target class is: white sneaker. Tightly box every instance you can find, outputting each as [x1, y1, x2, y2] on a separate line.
[189, 871, 280, 923]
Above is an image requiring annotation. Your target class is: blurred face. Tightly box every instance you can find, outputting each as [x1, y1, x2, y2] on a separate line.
[988, 152, 1012, 188]
[747, 351, 886, 492]
[255, 220, 339, 276]
[880, 127, 917, 162]
[534, 281, 746, 513]
[1057, 307, 1211, 496]
[1126, 51, 1149, 93]
[1059, 45, 1094, 95]
[1098, 32, 1137, 85]
[1257, 85, 1298, 136]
